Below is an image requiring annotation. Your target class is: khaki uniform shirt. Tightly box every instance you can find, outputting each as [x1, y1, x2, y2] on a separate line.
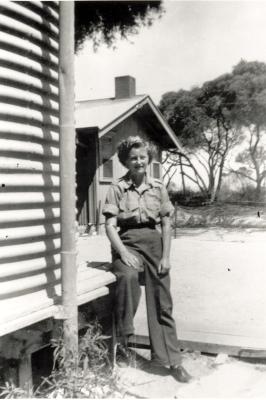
[102, 173, 174, 228]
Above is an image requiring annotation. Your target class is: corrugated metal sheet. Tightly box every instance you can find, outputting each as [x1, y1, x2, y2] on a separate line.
[0, 1, 61, 328]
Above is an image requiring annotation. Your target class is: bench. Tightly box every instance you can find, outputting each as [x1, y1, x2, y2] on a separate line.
[0, 257, 116, 387]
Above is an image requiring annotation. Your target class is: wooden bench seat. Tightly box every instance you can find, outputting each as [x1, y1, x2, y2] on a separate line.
[0, 235, 115, 337]
[0, 263, 115, 337]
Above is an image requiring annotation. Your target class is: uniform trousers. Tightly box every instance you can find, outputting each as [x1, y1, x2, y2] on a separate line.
[112, 226, 181, 367]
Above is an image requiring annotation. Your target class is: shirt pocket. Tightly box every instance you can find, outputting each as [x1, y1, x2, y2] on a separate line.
[118, 197, 139, 226]
[145, 192, 161, 212]
[119, 198, 139, 212]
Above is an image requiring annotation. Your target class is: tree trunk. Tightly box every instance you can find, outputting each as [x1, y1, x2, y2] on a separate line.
[250, 125, 262, 201]
[180, 152, 208, 194]
[255, 180, 262, 201]
[215, 156, 227, 202]
[208, 168, 216, 203]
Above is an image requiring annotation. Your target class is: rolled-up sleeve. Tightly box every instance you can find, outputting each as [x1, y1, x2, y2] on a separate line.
[160, 185, 174, 217]
[102, 185, 120, 217]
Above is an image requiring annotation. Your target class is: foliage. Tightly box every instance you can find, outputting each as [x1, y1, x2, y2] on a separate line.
[230, 60, 266, 127]
[159, 88, 206, 148]
[0, 382, 34, 399]
[0, 321, 122, 399]
[161, 82, 241, 201]
[229, 61, 266, 198]
[220, 181, 262, 202]
[160, 60, 266, 202]
[169, 188, 208, 206]
[75, 1, 163, 51]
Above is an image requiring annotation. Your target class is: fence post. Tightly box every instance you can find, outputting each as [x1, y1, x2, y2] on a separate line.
[96, 200, 102, 234]
[174, 201, 177, 239]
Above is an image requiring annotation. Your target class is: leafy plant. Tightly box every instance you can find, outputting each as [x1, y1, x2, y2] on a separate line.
[0, 382, 33, 399]
[0, 321, 122, 399]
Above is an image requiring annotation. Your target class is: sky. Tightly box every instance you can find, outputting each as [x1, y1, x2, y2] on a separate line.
[75, 0, 266, 105]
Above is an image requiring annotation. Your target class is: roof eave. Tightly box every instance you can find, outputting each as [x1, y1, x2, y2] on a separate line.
[145, 96, 183, 152]
[98, 95, 183, 152]
[98, 95, 149, 137]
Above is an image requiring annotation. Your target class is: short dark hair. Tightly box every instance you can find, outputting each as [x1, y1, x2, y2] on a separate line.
[117, 136, 156, 167]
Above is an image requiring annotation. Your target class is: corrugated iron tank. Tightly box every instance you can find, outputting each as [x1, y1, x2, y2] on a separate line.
[0, 1, 61, 334]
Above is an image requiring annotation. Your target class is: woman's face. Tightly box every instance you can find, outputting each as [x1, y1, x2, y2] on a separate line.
[125, 146, 149, 176]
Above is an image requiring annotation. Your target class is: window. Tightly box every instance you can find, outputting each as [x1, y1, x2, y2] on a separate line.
[103, 159, 113, 178]
[100, 136, 113, 180]
[152, 162, 161, 179]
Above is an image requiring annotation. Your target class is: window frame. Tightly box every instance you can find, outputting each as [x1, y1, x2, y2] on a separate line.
[151, 161, 161, 179]
[99, 134, 114, 182]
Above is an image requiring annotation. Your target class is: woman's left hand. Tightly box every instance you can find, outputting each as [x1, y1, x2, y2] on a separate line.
[158, 257, 171, 275]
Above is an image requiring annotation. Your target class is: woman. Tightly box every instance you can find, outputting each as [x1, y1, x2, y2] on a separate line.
[102, 136, 191, 383]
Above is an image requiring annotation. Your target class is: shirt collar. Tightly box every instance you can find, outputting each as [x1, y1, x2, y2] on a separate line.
[120, 172, 155, 190]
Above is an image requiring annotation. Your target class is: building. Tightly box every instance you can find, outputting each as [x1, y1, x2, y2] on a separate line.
[0, 2, 115, 386]
[75, 76, 182, 230]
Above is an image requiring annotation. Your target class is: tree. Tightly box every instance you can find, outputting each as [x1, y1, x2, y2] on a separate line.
[232, 145, 266, 200]
[74, 1, 163, 51]
[159, 76, 241, 202]
[229, 60, 266, 200]
[198, 74, 242, 201]
[160, 88, 209, 194]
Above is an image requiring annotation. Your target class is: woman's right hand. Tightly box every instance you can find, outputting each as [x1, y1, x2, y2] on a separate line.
[120, 249, 141, 270]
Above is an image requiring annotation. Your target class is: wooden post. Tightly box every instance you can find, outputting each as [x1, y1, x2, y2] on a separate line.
[179, 154, 186, 195]
[96, 200, 102, 234]
[110, 311, 117, 366]
[59, 2, 78, 358]
[174, 201, 177, 239]
[18, 355, 32, 391]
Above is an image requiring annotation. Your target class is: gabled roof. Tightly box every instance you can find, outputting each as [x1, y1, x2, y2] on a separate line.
[76, 95, 182, 150]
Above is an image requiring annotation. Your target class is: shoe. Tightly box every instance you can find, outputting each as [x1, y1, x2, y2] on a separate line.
[116, 343, 133, 367]
[170, 365, 192, 383]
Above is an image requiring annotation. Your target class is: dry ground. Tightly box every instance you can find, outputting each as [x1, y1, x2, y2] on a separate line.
[134, 227, 266, 348]
[117, 352, 266, 398]
[124, 227, 266, 398]
[78, 225, 266, 398]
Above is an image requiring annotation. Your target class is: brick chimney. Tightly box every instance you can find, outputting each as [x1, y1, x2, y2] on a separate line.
[115, 76, 136, 99]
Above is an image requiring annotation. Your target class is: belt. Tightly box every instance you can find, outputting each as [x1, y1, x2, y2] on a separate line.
[119, 223, 156, 232]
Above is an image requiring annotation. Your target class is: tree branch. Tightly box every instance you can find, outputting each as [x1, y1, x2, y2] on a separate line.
[230, 169, 256, 182]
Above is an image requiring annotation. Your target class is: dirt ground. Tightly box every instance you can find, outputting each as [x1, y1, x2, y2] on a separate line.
[134, 227, 266, 348]
[117, 351, 266, 398]
[78, 227, 266, 398]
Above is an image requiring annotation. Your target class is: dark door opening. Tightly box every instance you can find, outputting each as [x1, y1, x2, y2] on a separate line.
[76, 130, 97, 227]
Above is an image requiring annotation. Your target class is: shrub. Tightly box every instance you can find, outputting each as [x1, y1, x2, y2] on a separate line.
[169, 189, 209, 206]
[0, 321, 122, 399]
